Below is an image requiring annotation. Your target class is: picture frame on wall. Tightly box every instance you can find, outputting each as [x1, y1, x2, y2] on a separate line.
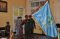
[0, 1, 7, 12]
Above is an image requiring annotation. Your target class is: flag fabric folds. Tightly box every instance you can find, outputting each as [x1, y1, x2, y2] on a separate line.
[33, 1, 58, 37]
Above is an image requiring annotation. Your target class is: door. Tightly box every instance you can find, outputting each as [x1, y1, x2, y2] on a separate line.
[12, 7, 25, 34]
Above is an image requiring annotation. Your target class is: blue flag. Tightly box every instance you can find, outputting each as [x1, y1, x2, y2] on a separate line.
[33, 1, 58, 37]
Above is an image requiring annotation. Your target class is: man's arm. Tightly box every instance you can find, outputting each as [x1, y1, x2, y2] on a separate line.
[32, 19, 36, 29]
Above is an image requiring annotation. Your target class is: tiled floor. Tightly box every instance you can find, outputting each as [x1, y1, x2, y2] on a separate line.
[13, 34, 57, 39]
[0, 33, 57, 39]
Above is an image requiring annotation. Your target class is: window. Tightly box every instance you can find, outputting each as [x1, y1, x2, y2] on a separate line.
[31, 2, 39, 7]
[31, 1, 46, 14]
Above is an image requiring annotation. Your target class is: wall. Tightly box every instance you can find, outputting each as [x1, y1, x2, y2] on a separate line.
[50, 0, 60, 23]
[0, 0, 60, 34]
[0, 0, 26, 29]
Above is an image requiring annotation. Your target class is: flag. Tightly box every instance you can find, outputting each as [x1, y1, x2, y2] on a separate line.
[33, 1, 58, 37]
